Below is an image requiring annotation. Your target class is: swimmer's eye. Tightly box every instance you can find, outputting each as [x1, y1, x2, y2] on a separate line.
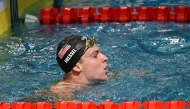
[93, 54, 98, 58]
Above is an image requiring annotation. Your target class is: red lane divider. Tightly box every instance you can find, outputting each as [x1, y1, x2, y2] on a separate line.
[39, 6, 190, 24]
[12, 102, 31, 109]
[120, 101, 141, 109]
[154, 6, 172, 21]
[55, 102, 75, 109]
[188, 101, 190, 108]
[39, 8, 58, 24]
[165, 100, 186, 109]
[0, 101, 190, 109]
[115, 7, 134, 22]
[98, 7, 116, 22]
[76, 101, 96, 109]
[60, 8, 78, 24]
[169, 11, 177, 21]
[78, 7, 96, 23]
[98, 100, 119, 109]
[187, 7, 190, 22]
[0, 102, 10, 109]
[136, 6, 154, 21]
[143, 101, 164, 109]
[32, 102, 52, 109]
[174, 6, 186, 22]
[174, 6, 190, 22]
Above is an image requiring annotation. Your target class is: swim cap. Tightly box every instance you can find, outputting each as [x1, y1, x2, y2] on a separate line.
[56, 35, 96, 73]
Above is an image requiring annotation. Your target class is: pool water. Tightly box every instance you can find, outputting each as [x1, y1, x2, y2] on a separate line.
[0, 0, 190, 103]
[1, 21, 190, 103]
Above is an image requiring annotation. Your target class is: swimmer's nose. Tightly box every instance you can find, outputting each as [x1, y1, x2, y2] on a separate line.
[102, 53, 108, 62]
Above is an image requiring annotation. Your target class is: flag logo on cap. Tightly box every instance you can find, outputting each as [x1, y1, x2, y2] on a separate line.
[58, 44, 71, 59]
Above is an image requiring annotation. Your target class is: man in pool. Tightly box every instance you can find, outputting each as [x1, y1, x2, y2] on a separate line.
[50, 35, 109, 102]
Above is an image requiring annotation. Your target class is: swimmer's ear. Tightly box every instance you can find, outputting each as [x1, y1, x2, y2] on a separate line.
[73, 63, 82, 72]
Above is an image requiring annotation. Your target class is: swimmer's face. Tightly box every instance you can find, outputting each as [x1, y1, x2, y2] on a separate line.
[80, 44, 109, 82]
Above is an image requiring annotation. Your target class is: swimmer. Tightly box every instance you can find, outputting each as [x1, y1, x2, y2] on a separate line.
[50, 35, 109, 102]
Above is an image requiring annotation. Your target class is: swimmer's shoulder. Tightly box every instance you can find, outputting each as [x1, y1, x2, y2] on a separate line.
[51, 81, 73, 93]
[50, 81, 86, 103]
[50, 81, 85, 94]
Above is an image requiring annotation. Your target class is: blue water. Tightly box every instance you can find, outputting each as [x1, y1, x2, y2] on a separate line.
[0, 0, 190, 103]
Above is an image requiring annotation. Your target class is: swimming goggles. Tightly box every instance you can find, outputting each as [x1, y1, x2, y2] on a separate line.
[83, 37, 96, 54]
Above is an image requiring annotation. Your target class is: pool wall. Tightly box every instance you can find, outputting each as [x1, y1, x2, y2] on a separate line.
[0, 0, 53, 37]
[0, 0, 11, 37]
[17, 0, 39, 17]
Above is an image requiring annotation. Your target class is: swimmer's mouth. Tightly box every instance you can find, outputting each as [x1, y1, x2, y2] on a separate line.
[104, 65, 107, 70]
[104, 66, 109, 71]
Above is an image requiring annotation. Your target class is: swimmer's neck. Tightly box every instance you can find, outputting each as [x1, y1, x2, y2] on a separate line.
[63, 79, 104, 86]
